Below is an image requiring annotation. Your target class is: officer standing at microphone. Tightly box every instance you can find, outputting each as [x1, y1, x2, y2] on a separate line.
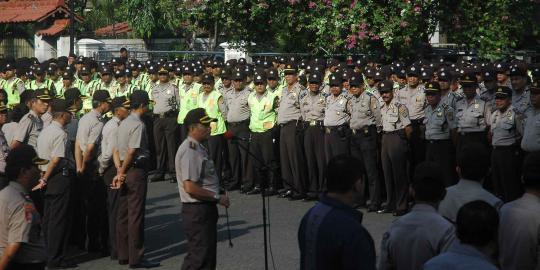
[176, 108, 230, 270]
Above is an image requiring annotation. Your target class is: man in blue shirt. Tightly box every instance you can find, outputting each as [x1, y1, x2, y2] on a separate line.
[298, 155, 376, 270]
[424, 200, 500, 270]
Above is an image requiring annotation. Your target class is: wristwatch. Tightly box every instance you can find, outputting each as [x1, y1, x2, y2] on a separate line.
[213, 193, 221, 202]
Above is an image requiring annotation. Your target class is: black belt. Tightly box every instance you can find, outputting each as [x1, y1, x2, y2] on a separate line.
[351, 125, 375, 135]
[410, 118, 425, 125]
[459, 131, 485, 136]
[304, 120, 323, 127]
[183, 201, 217, 205]
[427, 139, 451, 144]
[279, 120, 299, 127]
[493, 145, 518, 149]
[228, 119, 249, 127]
[382, 130, 402, 135]
[153, 110, 178, 118]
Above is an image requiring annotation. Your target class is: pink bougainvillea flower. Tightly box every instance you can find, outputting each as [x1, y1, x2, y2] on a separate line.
[359, 22, 367, 30]
[358, 31, 367, 40]
[400, 21, 408, 28]
[414, 6, 421, 14]
[371, 35, 380, 40]
[308, 1, 316, 9]
[501, 15, 509, 21]
[288, 0, 297, 5]
[347, 35, 357, 49]
[350, 0, 357, 8]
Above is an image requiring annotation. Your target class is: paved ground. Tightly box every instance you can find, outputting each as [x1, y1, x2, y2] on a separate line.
[76, 181, 396, 270]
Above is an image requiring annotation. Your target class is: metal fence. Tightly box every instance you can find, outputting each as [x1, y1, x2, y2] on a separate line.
[0, 38, 34, 59]
[95, 49, 225, 62]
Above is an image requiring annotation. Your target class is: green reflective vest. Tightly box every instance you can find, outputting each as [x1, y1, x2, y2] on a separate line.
[248, 91, 277, 133]
[198, 90, 226, 135]
[6, 78, 22, 107]
[27, 79, 55, 91]
[177, 83, 202, 124]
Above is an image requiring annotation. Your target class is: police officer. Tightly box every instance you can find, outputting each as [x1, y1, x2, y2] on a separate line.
[245, 73, 278, 195]
[111, 69, 139, 98]
[324, 73, 351, 161]
[143, 65, 159, 95]
[277, 63, 307, 200]
[397, 66, 426, 169]
[267, 68, 283, 97]
[149, 67, 180, 183]
[3, 62, 25, 108]
[177, 66, 203, 142]
[112, 90, 158, 268]
[522, 82, 540, 154]
[198, 74, 227, 188]
[0, 104, 9, 176]
[454, 72, 492, 152]
[35, 98, 78, 269]
[217, 69, 233, 95]
[300, 73, 327, 200]
[96, 66, 116, 93]
[437, 71, 461, 110]
[78, 66, 100, 113]
[11, 89, 51, 150]
[489, 86, 523, 202]
[509, 66, 531, 115]
[98, 96, 130, 260]
[379, 80, 412, 216]
[75, 90, 111, 253]
[479, 70, 497, 111]
[423, 82, 458, 187]
[348, 74, 383, 211]
[0, 145, 48, 270]
[223, 70, 251, 192]
[27, 66, 56, 93]
[175, 108, 230, 270]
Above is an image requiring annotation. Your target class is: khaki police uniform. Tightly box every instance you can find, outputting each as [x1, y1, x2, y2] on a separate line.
[176, 136, 220, 270]
[37, 120, 74, 268]
[490, 105, 523, 202]
[349, 90, 383, 207]
[424, 102, 458, 187]
[13, 110, 43, 150]
[323, 92, 350, 161]
[0, 182, 47, 268]
[396, 84, 426, 171]
[380, 99, 411, 212]
[455, 95, 492, 152]
[152, 81, 180, 181]
[115, 112, 150, 266]
[76, 109, 108, 251]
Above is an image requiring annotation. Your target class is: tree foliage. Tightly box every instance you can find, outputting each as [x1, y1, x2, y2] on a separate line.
[122, 0, 539, 59]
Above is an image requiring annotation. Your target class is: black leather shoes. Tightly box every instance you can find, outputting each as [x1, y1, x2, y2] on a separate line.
[129, 259, 160, 269]
[263, 188, 277, 196]
[367, 205, 381, 213]
[377, 208, 394, 214]
[245, 188, 261, 195]
[278, 190, 293, 198]
[288, 193, 306, 201]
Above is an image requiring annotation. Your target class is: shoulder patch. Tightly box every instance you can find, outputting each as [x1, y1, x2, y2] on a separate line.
[398, 104, 408, 117]
[189, 141, 197, 150]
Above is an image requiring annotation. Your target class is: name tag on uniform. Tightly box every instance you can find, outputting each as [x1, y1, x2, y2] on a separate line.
[208, 99, 215, 106]
[265, 103, 272, 111]
[191, 92, 197, 98]
[210, 122, 217, 132]
[309, 120, 316, 126]
[474, 103, 479, 109]
[263, 121, 274, 129]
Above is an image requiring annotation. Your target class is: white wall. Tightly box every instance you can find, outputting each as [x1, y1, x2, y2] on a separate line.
[34, 35, 56, 61]
[57, 36, 71, 57]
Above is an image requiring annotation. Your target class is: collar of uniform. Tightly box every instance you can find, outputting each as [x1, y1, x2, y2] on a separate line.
[111, 116, 121, 124]
[319, 194, 363, 223]
[9, 181, 27, 194]
[521, 192, 540, 205]
[186, 136, 204, 149]
[456, 178, 483, 189]
[30, 109, 40, 118]
[92, 109, 102, 118]
[411, 203, 437, 213]
[51, 120, 64, 130]
[449, 241, 493, 263]
[129, 112, 141, 121]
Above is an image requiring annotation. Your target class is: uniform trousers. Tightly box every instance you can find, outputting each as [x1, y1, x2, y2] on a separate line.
[350, 126, 381, 206]
[85, 161, 109, 252]
[6, 262, 45, 270]
[279, 121, 307, 194]
[457, 131, 488, 154]
[246, 130, 276, 190]
[103, 166, 120, 259]
[153, 116, 179, 175]
[409, 120, 426, 169]
[324, 126, 350, 163]
[303, 124, 326, 194]
[425, 139, 458, 187]
[491, 145, 523, 202]
[206, 134, 225, 184]
[226, 120, 250, 190]
[43, 173, 73, 268]
[181, 203, 218, 270]
[381, 132, 409, 211]
[116, 167, 147, 265]
[142, 113, 156, 172]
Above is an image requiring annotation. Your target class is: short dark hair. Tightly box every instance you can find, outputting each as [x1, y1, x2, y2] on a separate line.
[6, 144, 37, 180]
[457, 143, 490, 181]
[412, 162, 446, 202]
[325, 155, 363, 194]
[456, 200, 499, 247]
[120, 47, 128, 53]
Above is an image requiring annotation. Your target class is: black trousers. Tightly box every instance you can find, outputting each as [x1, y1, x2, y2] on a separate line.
[181, 203, 218, 270]
[206, 134, 225, 183]
[43, 174, 72, 268]
[246, 130, 276, 190]
[491, 145, 523, 202]
[226, 121, 250, 189]
[425, 139, 458, 187]
[381, 132, 409, 211]
[350, 126, 381, 206]
[409, 120, 426, 170]
[7, 262, 45, 270]
[457, 131, 489, 154]
[303, 125, 326, 194]
[85, 161, 109, 252]
[324, 126, 350, 163]
[153, 116, 179, 174]
[103, 166, 120, 259]
[279, 121, 306, 194]
[117, 168, 147, 265]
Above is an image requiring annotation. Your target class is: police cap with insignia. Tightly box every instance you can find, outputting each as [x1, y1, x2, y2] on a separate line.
[3, 62, 16, 72]
[51, 98, 78, 113]
[114, 69, 126, 78]
[509, 66, 527, 77]
[147, 65, 158, 74]
[100, 66, 112, 75]
[80, 66, 91, 76]
[308, 73, 322, 84]
[231, 70, 245, 81]
[266, 68, 278, 80]
[93, 90, 112, 103]
[283, 63, 298, 75]
[34, 66, 45, 76]
[436, 71, 452, 82]
[349, 74, 364, 87]
[64, 88, 85, 102]
[6, 144, 48, 173]
[459, 71, 478, 87]
[424, 81, 441, 94]
[494, 86, 512, 99]
[34, 88, 52, 101]
[253, 73, 266, 84]
[111, 96, 131, 110]
[483, 70, 496, 81]
[182, 66, 193, 75]
[220, 69, 231, 80]
[495, 62, 509, 74]
[379, 80, 394, 93]
[407, 66, 420, 77]
[158, 66, 169, 75]
[184, 108, 217, 127]
[365, 67, 375, 78]
[328, 74, 342, 87]
[201, 74, 215, 85]
[130, 90, 152, 108]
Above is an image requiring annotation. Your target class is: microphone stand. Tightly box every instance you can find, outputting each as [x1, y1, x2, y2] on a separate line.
[230, 137, 272, 270]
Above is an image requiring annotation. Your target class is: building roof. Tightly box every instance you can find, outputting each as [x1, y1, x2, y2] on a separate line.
[36, 18, 69, 36]
[0, 0, 81, 23]
[95, 22, 132, 37]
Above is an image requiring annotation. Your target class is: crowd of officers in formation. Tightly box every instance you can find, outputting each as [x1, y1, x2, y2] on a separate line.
[0, 49, 539, 269]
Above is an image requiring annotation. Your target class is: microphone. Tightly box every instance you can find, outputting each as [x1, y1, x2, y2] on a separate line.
[223, 131, 250, 141]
